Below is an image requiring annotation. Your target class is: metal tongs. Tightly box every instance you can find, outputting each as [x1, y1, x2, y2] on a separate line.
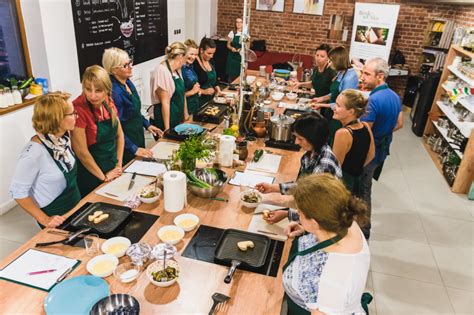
[35, 227, 92, 247]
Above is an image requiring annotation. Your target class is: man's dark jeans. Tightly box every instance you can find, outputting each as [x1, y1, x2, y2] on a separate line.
[359, 160, 379, 240]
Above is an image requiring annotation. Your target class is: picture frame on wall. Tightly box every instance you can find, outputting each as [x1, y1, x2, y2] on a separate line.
[256, 0, 285, 12]
[293, 0, 324, 16]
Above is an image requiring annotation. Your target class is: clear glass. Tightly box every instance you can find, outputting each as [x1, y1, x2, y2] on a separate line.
[84, 234, 100, 256]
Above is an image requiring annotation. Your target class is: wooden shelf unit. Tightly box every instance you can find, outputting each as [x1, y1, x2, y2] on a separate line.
[423, 45, 474, 194]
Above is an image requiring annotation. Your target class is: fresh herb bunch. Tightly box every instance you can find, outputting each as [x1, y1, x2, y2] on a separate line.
[173, 135, 212, 167]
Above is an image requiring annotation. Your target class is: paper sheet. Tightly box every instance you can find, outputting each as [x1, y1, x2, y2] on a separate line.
[124, 160, 167, 177]
[247, 204, 290, 241]
[95, 173, 154, 201]
[0, 249, 79, 291]
[246, 153, 282, 174]
[228, 171, 275, 187]
[151, 142, 180, 160]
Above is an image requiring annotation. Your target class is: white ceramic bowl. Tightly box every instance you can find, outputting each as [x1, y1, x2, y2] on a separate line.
[271, 92, 285, 101]
[240, 190, 262, 208]
[146, 259, 180, 287]
[263, 99, 272, 105]
[157, 225, 185, 245]
[286, 92, 298, 100]
[139, 187, 162, 204]
[101, 236, 131, 258]
[174, 214, 200, 232]
[86, 254, 119, 278]
[246, 75, 256, 84]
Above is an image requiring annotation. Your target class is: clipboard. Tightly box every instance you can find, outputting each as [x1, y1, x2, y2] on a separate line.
[0, 248, 81, 292]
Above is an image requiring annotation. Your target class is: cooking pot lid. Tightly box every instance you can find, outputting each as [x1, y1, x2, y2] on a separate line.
[270, 114, 294, 125]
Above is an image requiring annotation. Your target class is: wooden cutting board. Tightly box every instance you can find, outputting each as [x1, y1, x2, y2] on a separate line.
[151, 142, 180, 160]
[95, 173, 154, 201]
[247, 204, 290, 241]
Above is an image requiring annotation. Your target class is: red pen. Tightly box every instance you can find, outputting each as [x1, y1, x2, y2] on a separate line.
[27, 269, 57, 275]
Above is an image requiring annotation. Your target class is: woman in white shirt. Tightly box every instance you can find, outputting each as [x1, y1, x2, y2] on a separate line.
[282, 173, 371, 315]
[10, 93, 80, 228]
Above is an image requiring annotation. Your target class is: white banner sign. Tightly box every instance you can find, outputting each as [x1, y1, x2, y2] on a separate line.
[349, 3, 400, 62]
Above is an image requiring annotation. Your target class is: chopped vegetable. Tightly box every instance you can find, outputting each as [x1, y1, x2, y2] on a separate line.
[152, 266, 178, 282]
[242, 191, 261, 203]
[186, 171, 212, 189]
[140, 191, 157, 198]
[252, 149, 264, 163]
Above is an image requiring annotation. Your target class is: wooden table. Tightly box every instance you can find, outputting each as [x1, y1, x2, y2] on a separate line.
[0, 78, 304, 314]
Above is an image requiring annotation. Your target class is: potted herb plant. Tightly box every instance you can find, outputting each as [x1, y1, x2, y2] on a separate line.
[172, 135, 213, 172]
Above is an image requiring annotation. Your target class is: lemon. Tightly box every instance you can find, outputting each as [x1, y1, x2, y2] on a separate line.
[230, 125, 239, 132]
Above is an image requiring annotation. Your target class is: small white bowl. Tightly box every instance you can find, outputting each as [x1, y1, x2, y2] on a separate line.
[271, 92, 285, 101]
[246, 75, 256, 84]
[146, 259, 180, 287]
[101, 236, 131, 258]
[286, 92, 298, 100]
[139, 187, 162, 204]
[174, 214, 200, 232]
[86, 254, 119, 278]
[157, 225, 185, 245]
[114, 262, 141, 283]
[263, 99, 272, 105]
[240, 190, 262, 208]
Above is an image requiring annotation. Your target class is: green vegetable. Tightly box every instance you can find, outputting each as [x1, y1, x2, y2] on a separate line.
[186, 171, 212, 189]
[253, 149, 264, 162]
[172, 135, 212, 172]
[152, 266, 178, 282]
[19, 77, 33, 89]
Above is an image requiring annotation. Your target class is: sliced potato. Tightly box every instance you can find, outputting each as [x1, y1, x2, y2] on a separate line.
[93, 213, 109, 224]
[237, 240, 255, 251]
[262, 209, 270, 219]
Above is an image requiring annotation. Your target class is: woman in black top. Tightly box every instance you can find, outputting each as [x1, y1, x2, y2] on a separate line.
[332, 89, 375, 197]
[193, 37, 221, 107]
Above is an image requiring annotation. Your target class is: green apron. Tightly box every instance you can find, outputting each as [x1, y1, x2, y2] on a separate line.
[226, 34, 241, 81]
[283, 234, 372, 315]
[311, 65, 336, 98]
[122, 86, 145, 165]
[77, 101, 118, 196]
[199, 61, 217, 107]
[183, 66, 200, 115]
[153, 61, 185, 130]
[40, 142, 81, 221]
[324, 73, 344, 147]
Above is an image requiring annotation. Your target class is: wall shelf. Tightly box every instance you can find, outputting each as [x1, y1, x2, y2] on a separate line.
[447, 65, 474, 87]
[436, 101, 474, 138]
[432, 121, 463, 158]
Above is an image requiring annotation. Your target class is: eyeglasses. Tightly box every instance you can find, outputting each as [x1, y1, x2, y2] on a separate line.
[121, 60, 133, 69]
[65, 110, 78, 118]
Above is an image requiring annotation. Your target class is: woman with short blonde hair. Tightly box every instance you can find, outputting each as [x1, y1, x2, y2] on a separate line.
[71, 65, 125, 196]
[103, 47, 162, 164]
[182, 39, 201, 115]
[150, 41, 189, 130]
[10, 92, 81, 228]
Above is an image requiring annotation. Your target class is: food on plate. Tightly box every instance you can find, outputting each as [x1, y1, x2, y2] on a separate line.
[90, 260, 115, 275]
[160, 230, 182, 243]
[88, 210, 104, 222]
[262, 209, 270, 218]
[93, 213, 109, 224]
[290, 113, 302, 120]
[237, 240, 255, 251]
[105, 243, 129, 256]
[140, 190, 158, 199]
[151, 265, 179, 282]
[204, 105, 221, 116]
[177, 218, 198, 230]
[241, 191, 261, 204]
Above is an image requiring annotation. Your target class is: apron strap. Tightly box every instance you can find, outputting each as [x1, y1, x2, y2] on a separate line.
[166, 60, 182, 80]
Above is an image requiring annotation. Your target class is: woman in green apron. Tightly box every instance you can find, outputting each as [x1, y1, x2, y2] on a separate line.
[150, 41, 189, 131]
[103, 48, 162, 165]
[194, 37, 221, 107]
[311, 46, 359, 146]
[332, 90, 375, 197]
[281, 174, 372, 315]
[71, 65, 125, 197]
[182, 39, 201, 115]
[225, 18, 243, 83]
[10, 93, 81, 228]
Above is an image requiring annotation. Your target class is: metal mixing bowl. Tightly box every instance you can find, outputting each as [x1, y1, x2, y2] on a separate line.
[90, 294, 139, 315]
[188, 168, 228, 198]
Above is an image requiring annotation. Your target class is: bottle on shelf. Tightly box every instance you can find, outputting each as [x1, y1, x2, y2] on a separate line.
[12, 86, 22, 105]
[4, 87, 14, 107]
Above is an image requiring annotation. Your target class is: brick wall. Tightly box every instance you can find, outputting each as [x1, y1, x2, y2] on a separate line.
[217, 0, 474, 98]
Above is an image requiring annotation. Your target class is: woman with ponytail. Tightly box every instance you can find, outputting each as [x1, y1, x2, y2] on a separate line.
[282, 173, 371, 315]
[150, 41, 189, 131]
[332, 89, 375, 197]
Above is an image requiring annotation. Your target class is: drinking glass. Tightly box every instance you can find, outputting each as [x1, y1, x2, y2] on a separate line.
[84, 234, 100, 256]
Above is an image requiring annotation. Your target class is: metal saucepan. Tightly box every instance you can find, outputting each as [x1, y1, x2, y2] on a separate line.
[269, 114, 295, 142]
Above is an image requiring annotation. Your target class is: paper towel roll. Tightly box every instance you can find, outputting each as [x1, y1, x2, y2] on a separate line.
[163, 171, 187, 212]
[219, 135, 235, 167]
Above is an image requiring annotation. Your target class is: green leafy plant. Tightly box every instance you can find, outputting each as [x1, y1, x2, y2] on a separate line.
[172, 135, 212, 171]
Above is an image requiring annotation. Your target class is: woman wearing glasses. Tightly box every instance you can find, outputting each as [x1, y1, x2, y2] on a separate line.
[72, 65, 125, 196]
[102, 47, 162, 165]
[10, 93, 81, 228]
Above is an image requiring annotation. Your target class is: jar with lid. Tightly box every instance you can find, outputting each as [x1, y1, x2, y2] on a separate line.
[4, 87, 14, 107]
[12, 86, 22, 105]
[236, 140, 248, 161]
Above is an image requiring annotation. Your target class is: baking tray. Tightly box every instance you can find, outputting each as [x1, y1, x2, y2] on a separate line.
[69, 202, 132, 235]
[283, 108, 308, 120]
[193, 103, 228, 125]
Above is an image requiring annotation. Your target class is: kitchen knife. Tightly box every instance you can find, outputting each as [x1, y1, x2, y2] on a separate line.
[128, 172, 137, 190]
[253, 207, 290, 215]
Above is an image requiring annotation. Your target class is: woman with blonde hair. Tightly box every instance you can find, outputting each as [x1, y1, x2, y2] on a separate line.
[182, 39, 201, 115]
[10, 93, 80, 228]
[282, 173, 371, 315]
[102, 47, 162, 165]
[150, 41, 189, 130]
[333, 89, 375, 198]
[72, 65, 125, 196]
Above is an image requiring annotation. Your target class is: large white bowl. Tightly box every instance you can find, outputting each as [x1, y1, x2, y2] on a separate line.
[246, 75, 256, 84]
[157, 225, 185, 245]
[86, 254, 119, 278]
[174, 214, 200, 232]
[146, 259, 180, 287]
[101, 236, 131, 258]
[286, 92, 298, 100]
[240, 190, 262, 208]
[271, 92, 285, 101]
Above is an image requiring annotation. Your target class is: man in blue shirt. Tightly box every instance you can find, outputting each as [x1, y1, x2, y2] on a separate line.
[360, 57, 403, 239]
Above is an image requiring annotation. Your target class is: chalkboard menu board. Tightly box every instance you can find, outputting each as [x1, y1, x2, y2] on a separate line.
[71, 0, 168, 76]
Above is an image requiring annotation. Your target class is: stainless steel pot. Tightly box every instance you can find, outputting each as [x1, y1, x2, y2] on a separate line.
[270, 114, 295, 142]
[257, 107, 274, 122]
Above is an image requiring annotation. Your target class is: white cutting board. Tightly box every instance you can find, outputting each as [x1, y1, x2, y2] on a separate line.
[247, 204, 290, 241]
[151, 142, 180, 160]
[95, 173, 154, 201]
[246, 153, 282, 174]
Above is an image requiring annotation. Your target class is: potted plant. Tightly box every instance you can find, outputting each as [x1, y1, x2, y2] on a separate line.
[172, 135, 213, 172]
